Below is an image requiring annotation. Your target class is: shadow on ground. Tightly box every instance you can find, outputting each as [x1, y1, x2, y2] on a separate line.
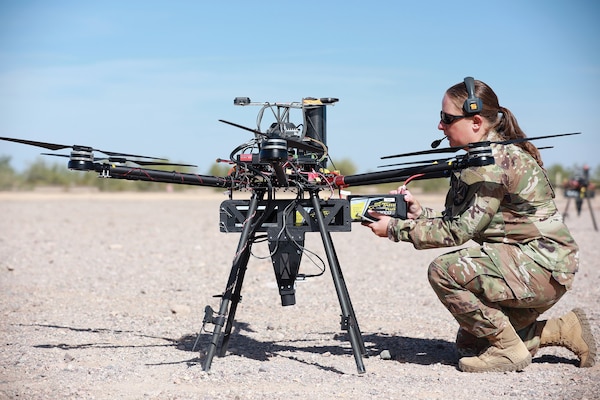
[23, 322, 578, 373]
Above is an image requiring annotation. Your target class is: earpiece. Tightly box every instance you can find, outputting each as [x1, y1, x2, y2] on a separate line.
[463, 76, 483, 115]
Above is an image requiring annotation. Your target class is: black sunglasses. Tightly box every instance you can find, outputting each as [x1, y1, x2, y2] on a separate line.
[440, 111, 466, 125]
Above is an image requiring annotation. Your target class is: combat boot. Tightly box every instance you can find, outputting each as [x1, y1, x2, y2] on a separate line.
[537, 308, 597, 368]
[455, 328, 489, 358]
[458, 323, 531, 373]
[456, 327, 540, 358]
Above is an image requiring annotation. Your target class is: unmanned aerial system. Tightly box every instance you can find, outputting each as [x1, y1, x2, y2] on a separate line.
[0, 95, 581, 374]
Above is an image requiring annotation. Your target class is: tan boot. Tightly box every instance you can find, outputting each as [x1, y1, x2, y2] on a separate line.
[457, 327, 540, 358]
[538, 308, 597, 368]
[455, 328, 489, 358]
[458, 323, 532, 373]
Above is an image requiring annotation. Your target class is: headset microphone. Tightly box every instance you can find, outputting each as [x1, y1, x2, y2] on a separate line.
[431, 136, 446, 148]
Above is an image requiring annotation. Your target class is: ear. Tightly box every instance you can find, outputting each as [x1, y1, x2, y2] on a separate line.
[471, 114, 483, 131]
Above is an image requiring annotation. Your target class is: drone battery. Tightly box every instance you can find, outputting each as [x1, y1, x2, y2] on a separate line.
[348, 194, 407, 222]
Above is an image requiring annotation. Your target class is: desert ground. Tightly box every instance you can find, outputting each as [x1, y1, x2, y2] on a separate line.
[1, 188, 599, 399]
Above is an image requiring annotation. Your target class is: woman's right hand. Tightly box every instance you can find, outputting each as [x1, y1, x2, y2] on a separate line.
[391, 186, 422, 219]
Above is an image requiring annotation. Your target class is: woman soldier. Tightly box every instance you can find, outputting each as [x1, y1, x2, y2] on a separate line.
[364, 77, 596, 373]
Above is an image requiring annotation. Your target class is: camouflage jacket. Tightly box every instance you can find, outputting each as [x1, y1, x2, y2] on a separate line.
[388, 131, 579, 285]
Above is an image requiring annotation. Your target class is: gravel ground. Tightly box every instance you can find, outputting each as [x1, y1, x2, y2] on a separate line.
[1, 189, 599, 400]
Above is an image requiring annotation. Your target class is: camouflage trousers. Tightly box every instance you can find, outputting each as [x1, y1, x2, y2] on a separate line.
[427, 244, 567, 338]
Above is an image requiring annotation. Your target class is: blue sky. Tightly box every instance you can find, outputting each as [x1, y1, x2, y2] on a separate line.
[1, 0, 598, 176]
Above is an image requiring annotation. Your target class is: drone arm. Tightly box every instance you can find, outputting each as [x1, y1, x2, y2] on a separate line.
[332, 162, 460, 188]
[99, 165, 233, 188]
[335, 143, 494, 188]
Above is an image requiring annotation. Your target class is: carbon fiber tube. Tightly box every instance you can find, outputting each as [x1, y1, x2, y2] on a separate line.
[102, 165, 232, 188]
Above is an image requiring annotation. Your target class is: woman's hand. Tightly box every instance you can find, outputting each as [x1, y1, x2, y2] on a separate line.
[360, 186, 422, 238]
[361, 211, 391, 237]
[391, 186, 422, 219]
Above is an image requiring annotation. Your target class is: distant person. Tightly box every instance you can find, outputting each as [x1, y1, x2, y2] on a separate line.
[565, 164, 591, 192]
[363, 77, 596, 372]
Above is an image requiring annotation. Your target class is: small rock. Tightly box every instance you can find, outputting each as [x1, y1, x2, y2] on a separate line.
[170, 304, 191, 315]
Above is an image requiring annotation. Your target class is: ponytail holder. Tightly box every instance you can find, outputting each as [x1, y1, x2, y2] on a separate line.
[498, 107, 505, 118]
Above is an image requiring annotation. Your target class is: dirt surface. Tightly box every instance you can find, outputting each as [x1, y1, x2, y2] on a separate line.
[1, 189, 599, 399]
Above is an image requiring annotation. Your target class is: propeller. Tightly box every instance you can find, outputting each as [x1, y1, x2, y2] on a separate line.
[0, 136, 198, 170]
[378, 156, 458, 169]
[378, 145, 555, 169]
[219, 119, 326, 154]
[219, 119, 267, 137]
[0, 136, 168, 160]
[381, 143, 467, 159]
[41, 153, 197, 168]
[381, 132, 580, 160]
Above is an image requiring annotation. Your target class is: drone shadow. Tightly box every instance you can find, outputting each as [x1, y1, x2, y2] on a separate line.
[178, 321, 458, 373]
[177, 321, 579, 371]
[22, 322, 578, 372]
[25, 323, 180, 351]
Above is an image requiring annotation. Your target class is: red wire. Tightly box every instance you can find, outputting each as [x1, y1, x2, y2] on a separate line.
[403, 173, 425, 187]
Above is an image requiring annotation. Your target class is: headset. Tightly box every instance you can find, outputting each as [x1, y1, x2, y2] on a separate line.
[463, 76, 483, 115]
[432, 76, 484, 148]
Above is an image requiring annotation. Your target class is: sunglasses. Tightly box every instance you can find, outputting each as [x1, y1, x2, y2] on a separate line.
[440, 111, 466, 125]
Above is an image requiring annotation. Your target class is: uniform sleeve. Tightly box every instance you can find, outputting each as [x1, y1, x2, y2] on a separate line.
[419, 206, 442, 219]
[387, 166, 505, 249]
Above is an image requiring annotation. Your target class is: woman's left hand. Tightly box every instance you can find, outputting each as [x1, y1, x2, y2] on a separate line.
[361, 211, 392, 237]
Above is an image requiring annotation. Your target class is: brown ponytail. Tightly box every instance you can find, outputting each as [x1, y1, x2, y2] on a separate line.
[497, 106, 543, 167]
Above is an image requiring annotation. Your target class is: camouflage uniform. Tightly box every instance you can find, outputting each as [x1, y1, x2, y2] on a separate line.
[387, 131, 579, 338]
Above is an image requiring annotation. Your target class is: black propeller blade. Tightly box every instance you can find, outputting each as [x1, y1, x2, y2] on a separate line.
[218, 119, 267, 137]
[494, 132, 580, 147]
[101, 158, 197, 168]
[378, 145, 555, 169]
[381, 144, 465, 159]
[381, 132, 580, 160]
[378, 156, 458, 169]
[0, 136, 167, 160]
[218, 119, 325, 154]
[41, 153, 197, 168]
